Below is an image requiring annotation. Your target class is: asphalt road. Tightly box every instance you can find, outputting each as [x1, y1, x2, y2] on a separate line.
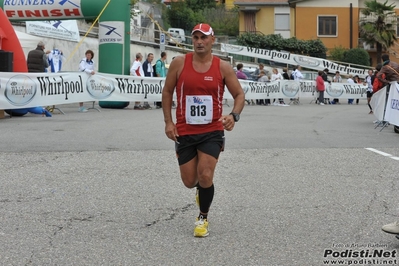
[0, 100, 398, 266]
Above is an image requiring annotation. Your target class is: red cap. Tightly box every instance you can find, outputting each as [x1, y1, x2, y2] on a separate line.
[191, 23, 214, 36]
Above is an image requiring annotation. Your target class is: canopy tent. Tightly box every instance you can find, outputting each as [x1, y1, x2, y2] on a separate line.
[14, 30, 43, 59]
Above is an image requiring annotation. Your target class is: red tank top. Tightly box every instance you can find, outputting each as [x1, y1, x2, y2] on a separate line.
[176, 53, 225, 136]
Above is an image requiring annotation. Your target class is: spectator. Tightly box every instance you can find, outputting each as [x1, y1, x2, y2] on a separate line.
[322, 68, 330, 83]
[78, 49, 95, 113]
[322, 68, 331, 104]
[130, 53, 150, 110]
[331, 71, 342, 104]
[154, 52, 167, 109]
[332, 71, 342, 83]
[290, 66, 297, 80]
[271, 68, 284, 104]
[377, 54, 399, 85]
[347, 75, 355, 104]
[142, 53, 154, 77]
[236, 63, 253, 105]
[292, 65, 304, 80]
[365, 69, 374, 114]
[254, 63, 266, 80]
[257, 69, 269, 82]
[236, 63, 248, 80]
[257, 69, 270, 105]
[316, 71, 325, 105]
[26, 41, 52, 117]
[271, 68, 282, 81]
[353, 75, 362, 104]
[142, 53, 155, 109]
[372, 64, 385, 93]
[282, 67, 290, 80]
[27, 41, 50, 72]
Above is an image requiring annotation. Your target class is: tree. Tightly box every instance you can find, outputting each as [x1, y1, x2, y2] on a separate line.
[186, 0, 216, 13]
[166, 1, 199, 30]
[165, 0, 238, 36]
[342, 48, 371, 66]
[359, 0, 397, 64]
[201, 6, 239, 36]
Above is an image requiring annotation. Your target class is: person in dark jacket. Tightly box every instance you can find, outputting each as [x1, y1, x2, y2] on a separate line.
[282, 67, 290, 80]
[25, 41, 52, 117]
[377, 54, 399, 84]
[141, 53, 154, 109]
[142, 53, 154, 77]
[321, 68, 331, 104]
[27, 41, 49, 72]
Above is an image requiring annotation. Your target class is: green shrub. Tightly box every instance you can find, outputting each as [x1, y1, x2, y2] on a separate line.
[342, 48, 370, 66]
[237, 33, 327, 58]
[328, 46, 347, 62]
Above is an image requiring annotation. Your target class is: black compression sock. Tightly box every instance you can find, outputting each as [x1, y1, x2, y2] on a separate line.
[198, 184, 214, 215]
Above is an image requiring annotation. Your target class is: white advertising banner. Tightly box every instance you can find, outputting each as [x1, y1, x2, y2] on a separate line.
[221, 43, 370, 78]
[26, 20, 80, 42]
[384, 82, 399, 126]
[235, 79, 367, 100]
[370, 87, 387, 122]
[0, 72, 368, 109]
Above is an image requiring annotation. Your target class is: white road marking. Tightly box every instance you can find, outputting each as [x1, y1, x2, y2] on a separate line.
[365, 148, 398, 161]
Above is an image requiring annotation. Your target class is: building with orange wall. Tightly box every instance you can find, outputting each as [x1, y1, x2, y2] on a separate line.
[234, 0, 399, 66]
[234, 0, 294, 38]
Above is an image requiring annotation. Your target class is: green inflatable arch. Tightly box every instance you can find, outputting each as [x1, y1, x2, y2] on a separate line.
[1, 0, 131, 108]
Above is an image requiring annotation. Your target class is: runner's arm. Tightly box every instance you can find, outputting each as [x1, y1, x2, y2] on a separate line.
[221, 60, 245, 116]
[162, 56, 184, 140]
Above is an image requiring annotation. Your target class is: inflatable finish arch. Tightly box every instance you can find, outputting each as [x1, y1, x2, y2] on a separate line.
[0, 0, 131, 75]
[0, 6, 28, 72]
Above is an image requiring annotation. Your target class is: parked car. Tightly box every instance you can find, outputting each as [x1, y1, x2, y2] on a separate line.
[301, 71, 318, 81]
[233, 66, 262, 81]
[167, 28, 186, 43]
[167, 32, 183, 46]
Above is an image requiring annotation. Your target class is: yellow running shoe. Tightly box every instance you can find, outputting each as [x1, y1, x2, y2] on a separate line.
[194, 216, 209, 237]
[195, 187, 199, 206]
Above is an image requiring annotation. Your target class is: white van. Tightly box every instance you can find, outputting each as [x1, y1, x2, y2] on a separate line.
[167, 28, 186, 43]
[167, 32, 183, 46]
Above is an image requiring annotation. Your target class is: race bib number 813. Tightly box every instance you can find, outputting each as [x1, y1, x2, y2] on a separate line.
[185, 95, 213, 124]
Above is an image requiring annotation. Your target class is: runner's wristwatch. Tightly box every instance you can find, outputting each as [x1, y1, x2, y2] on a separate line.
[229, 112, 240, 122]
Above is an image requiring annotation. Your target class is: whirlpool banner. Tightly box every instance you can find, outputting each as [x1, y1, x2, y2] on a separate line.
[220, 43, 370, 78]
[384, 82, 399, 126]
[0, 72, 368, 109]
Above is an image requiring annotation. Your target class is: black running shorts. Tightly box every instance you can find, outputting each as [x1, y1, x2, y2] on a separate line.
[175, 130, 225, 165]
[367, 91, 373, 98]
